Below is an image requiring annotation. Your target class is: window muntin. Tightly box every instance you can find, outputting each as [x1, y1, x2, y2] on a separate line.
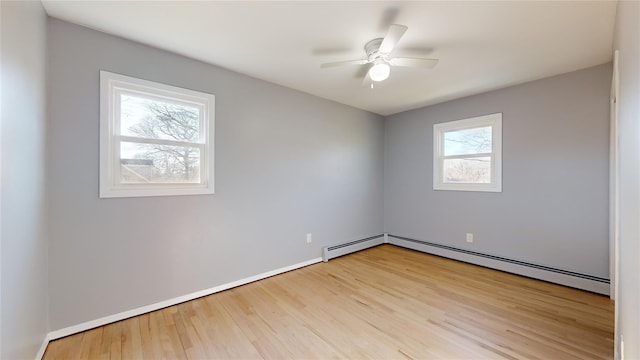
[100, 71, 214, 198]
[433, 113, 502, 192]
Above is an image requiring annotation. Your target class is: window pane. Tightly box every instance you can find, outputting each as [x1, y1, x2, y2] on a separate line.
[120, 94, 200, 143]
[444, 126, 492, 156]
[120, 142, 201, 183]
[443, 157, 491, 184]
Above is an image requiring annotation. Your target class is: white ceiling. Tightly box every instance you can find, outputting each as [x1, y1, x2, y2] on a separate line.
[41, 1, 617, 116]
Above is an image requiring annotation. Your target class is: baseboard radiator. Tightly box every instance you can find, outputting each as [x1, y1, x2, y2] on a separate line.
[388, 234, 610, 295]
[322, 234, 386, 262]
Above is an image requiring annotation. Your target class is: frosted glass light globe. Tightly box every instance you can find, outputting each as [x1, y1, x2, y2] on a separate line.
[369, 63, 390, 82]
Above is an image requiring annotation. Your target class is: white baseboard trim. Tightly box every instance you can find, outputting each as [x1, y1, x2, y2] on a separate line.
[322, 234, 385, 262]
[388, 235, 610, 295]
[47, 257, 322, 342]
[35, 335, 49, 360]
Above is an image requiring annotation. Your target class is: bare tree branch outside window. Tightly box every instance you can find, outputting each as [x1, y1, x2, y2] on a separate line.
[120, 96, 201, 184]
[443, 126, 492, 183]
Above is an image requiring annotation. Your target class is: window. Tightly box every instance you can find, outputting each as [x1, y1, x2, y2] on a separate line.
[100, 71, 214, 198]
[433, 113, 502, 192]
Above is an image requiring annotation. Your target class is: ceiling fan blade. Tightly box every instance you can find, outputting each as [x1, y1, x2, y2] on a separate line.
[354, 63, 372, 79]
[379, 24, 408, 53]
[389, 57, 439, 69]
[320, 59, 368, 68]
[362, 72, 373, 88]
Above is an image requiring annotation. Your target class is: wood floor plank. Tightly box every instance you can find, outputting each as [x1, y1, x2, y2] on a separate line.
[43, 245, 614, 359]
[137, 313, 160, 359]
[78, 328, 103, 360]
[171, 302, 210, 359]
[97, 321, 120, 360]
[120, 316, 143, 359]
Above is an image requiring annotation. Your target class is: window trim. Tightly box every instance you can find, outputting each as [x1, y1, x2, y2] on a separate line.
[433, 113, 502, 192]
[100, 71, 215, 198]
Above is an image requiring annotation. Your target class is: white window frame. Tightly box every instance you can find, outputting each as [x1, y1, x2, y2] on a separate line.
[100, 71, 215, 198]
[433, 113, 502, 192]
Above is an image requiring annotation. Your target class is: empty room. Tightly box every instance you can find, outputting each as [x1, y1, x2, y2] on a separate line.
[2, 1, 639, 359]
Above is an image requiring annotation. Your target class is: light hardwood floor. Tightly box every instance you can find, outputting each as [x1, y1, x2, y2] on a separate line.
[43, 244, 614, 359]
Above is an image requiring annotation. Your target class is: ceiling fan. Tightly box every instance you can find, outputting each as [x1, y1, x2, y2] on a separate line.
[320, 24, 439, 85]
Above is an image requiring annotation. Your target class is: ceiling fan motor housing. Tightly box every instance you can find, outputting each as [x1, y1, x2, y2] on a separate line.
[365, 38, 387, 62]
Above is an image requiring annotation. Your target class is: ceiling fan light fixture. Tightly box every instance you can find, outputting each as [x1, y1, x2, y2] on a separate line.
[369, 62, 390, 82]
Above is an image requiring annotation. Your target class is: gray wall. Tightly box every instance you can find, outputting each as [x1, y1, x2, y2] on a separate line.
[47, 19, 384, 330]
[1, 1, 50, 358]
[613, 1, 640, 358]
[384, 63, 611, 279]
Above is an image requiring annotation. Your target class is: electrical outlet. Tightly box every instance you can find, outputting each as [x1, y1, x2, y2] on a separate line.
[466, 233, 474, 243]
[306, 233, 312, 243]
